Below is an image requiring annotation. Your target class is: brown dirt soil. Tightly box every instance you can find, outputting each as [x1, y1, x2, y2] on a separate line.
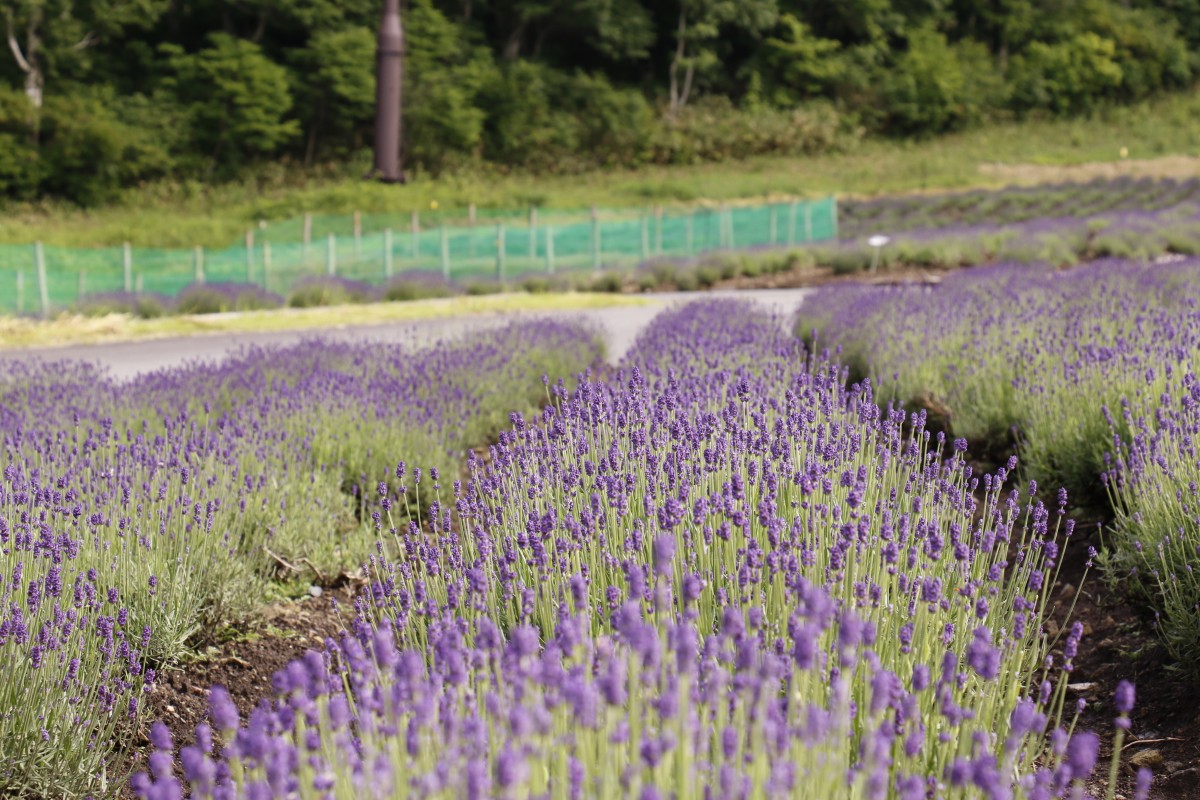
[1048, 524, 1200, 800]
[115, 584, 359, 795]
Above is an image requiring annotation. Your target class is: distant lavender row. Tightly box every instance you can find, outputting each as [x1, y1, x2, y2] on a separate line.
[840, 176, 1200, 239]
[135, 301, 1139, 799]
[0, 319, 602, 797]
[797, 258, 1200, 675]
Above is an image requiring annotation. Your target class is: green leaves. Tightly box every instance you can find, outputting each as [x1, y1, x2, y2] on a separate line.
[162, 33, 298, 169]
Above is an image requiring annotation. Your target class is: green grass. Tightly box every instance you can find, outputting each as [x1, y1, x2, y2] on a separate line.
[4, 91, 1200, 248]
[0, 292, 648, 349]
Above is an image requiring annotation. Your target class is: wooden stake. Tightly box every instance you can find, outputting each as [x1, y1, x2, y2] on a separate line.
[591, 205, 600, 272]
[496, 224, 506, 280]
[440, 226, 450, 278]
[193, 245, 205, 284]
[384, 228, 394, 278]
[34, 242, 49, 316]
[123, 242, 132, 292]
[245, 230, 255, 283]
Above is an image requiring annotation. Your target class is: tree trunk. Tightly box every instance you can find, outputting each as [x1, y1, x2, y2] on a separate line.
[668, 7, 687, 116]
[679, 63, 695, 110]
[305, 99, 324, 166]
[251, 2, 271, 43]
[502, 17, 528, 60]
[5, 6, 43, 110]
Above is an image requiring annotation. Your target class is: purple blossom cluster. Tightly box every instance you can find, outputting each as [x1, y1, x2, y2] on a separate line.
[0, 319, 602, 796]
[797, 257, 1200, 504]
[135, 300, 1137, 799]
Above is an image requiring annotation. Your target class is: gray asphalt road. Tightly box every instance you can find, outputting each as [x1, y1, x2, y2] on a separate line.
[0, 289, 811, 380]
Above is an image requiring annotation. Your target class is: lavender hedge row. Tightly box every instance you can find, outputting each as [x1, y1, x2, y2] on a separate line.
[135, 301, 1140, 799]
[797, 258, 1200, 675]
[0, 320, 603, 797]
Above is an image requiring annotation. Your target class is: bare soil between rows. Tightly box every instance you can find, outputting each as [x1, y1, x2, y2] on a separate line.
[119, 585, 358, 796]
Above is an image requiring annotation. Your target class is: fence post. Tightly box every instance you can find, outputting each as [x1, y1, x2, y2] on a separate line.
[411, 211, 419, 259]
[685, 212, 694, 256]
[804, 202, 813, 243]
[123, 242, 133, 292]
[728, 206, 736, 249]
[496, 224, 505, 281]
[590, 205, 600, 272]
[326, 234, 337, 276]
[353, 211, 362, 257]
[787, 202, 797, 246]
[640, 215, 649, 261]
[245, 230, 255, 283]
[769, 205, 778, 245]
[546, 226, 555, 274]
[263, 241, 272, 292]
[654, 206, 663, 254]
[303, 213, 312, 263]
[440, 226, 450, 279]
[193, 246, 205, 284]
[34, 242, 49, 317]
[77, 271, 86, 304]
[136, 274, 144, 294]
[16, 269, 24, 314]
[384, 228, 394, 278]
[468, 204, 477, 258]
[528, 207, 537, 266]
[718, 204, 728, 249]
[830, 195, 839, 240]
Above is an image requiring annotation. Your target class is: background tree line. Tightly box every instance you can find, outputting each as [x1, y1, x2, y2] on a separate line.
[0, 0, 1196, 205]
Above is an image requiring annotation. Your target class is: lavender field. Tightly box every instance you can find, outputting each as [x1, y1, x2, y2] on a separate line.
[2, 254, 1197, 798]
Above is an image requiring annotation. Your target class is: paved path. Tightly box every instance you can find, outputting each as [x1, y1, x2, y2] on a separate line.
[0, 289, 811, 380]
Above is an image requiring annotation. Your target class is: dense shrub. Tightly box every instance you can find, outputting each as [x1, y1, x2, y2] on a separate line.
[287, 276, 378, 307]
[381, 271, 458, 302]
[176, 282, 283, 314]
[76, 291, 170, 318]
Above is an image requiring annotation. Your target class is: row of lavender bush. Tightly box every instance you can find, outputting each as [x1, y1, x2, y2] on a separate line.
[796, 258, 1200, 676]
[0, 320, 602, 796]
[129, 301, 1143, 799]
[840, 177, 1200, 239]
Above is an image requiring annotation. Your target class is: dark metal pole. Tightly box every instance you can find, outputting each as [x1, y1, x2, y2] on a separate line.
[374, 0, 405, 183]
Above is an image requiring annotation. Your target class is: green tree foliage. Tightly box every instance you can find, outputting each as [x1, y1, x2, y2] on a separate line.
[0, 0, 1198, 205]
[160, 34, 298, 172]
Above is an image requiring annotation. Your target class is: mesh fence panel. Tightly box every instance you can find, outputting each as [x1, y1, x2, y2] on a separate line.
[0, 198, 836, 315]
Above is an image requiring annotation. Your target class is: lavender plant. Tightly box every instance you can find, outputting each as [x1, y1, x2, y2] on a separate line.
[1104, 370, 1200, 673]
[132, 301, 1137, 799]
[797, 258, 1200, 505]
[0, 320, 602, 796]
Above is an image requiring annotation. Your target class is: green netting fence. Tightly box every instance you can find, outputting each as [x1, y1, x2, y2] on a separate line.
[0, 197, 837, 315]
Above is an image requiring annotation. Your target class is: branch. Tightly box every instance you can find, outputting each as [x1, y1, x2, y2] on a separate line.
[73, 30, 98, 50]
[4, 9, 31, 73]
